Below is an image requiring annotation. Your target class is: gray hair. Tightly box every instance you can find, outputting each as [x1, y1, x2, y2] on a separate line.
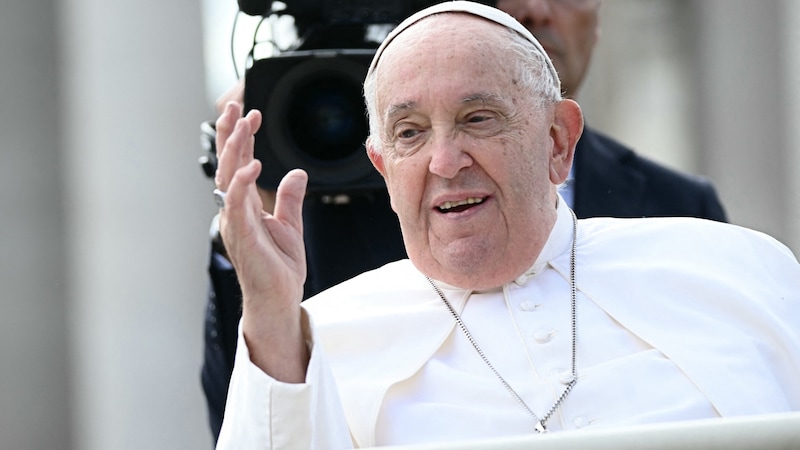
[363, 19, 562, 154]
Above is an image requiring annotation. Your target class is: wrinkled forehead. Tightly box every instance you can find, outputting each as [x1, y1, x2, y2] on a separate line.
[367, 0, 559, 90]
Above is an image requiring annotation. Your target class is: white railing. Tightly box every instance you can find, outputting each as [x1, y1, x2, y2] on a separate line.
[369, 412, 800, 450]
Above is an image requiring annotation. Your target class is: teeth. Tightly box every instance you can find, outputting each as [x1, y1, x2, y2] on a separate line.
[439, 197, 484, 211]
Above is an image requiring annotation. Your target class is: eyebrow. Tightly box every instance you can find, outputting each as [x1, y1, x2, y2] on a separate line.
[462, 92, 505, 106]
[386, 101, 417, 123]
[385, 92, 506, 123]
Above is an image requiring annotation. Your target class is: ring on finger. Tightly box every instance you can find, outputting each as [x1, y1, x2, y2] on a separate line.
[213, 188, 227, 209]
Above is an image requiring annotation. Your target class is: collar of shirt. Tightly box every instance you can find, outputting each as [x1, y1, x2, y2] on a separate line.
[559, 165, 576, 209]
[514, 195, 575, 286]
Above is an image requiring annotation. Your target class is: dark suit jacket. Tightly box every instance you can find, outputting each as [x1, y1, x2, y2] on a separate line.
[573, 127, 726, 221]
[200, 125, 727, 440]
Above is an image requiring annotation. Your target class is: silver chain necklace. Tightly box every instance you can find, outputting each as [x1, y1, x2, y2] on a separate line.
[425, 210, 578, 434]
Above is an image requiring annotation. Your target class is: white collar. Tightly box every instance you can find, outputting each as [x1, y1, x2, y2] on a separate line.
[513, 194, 575, 286]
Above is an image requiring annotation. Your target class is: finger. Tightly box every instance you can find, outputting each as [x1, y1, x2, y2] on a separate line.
[226, 159, 262, 208]
[216, 113, 256, 191]
[222, 160, 264, 237]
[273, 169, 308, 235]
[215, 80, 244, 115]
[241, 109, 262, 164]
[215, 102, 243, 177]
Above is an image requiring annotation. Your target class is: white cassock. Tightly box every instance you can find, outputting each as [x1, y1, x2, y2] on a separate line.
[217, 198, 800, 449]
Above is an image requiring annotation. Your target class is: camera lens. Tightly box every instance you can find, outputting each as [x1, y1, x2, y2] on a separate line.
[286, 74, 367, 161]
[256, 50, 383, 191]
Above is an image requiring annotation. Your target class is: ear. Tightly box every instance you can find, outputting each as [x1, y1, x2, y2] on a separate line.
[366, 137, 399, 213]
[549, 99, 584, 185]
[366, 136, 386, 177]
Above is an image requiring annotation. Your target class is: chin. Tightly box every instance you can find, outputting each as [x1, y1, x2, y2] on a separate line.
[430, 256, 522, 291]
[441, 272, 513, 291]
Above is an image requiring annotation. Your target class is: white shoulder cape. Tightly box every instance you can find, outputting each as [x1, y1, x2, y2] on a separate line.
[304, 217, 800, 446]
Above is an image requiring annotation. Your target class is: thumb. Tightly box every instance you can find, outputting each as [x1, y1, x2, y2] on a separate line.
[273, 169, 308, 234]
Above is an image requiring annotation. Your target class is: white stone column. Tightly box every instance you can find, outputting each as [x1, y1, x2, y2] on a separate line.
[780, 0, 800, 253]
[0, 1, 71, 448]
[58, 0, 216, 448]
[692, 0, 793, 248]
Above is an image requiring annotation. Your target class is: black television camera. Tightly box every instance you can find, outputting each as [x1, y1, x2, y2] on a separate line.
[201, 0, 492, 196]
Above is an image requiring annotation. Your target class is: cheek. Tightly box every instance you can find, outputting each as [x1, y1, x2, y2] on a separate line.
[385, 159, 426, 216]
[573, 16, 600, 59]
[496, 131, 540, 173]
[498, 139, 550, 195]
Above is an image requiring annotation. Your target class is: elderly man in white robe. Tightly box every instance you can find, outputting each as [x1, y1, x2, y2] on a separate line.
[212, 2, 800, 448]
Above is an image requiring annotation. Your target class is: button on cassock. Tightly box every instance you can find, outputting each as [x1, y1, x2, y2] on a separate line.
[520, 301, 542, 311]
[533, 330, 556, 343]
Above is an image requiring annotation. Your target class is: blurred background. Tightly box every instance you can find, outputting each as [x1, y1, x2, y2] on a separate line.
[1, 0, 798, 449]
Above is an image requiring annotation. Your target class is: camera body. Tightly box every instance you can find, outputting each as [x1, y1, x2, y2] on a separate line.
[239, 0, 445, 26]
[235, 0, 493, 194]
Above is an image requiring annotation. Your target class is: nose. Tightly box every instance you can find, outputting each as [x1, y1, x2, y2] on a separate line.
[496, 0, 553, 28]
[427, 134, 473, 179]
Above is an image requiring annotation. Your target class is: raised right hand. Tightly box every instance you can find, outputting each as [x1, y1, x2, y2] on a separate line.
[214, 101, 310, 382]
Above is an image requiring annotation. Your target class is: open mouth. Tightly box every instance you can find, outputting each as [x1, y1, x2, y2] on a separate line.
[436, 197, 486, 213]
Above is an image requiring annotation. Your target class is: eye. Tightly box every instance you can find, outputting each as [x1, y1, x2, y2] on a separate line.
[467, 114, 490, 123]
[464, 110, 499, 125]
[399, 128, 420, 139]
[461, 110, 504, 137]
[393, 121, 427, 143]
[389, 122, 427, 157]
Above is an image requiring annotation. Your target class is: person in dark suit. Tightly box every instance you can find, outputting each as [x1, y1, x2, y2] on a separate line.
[496, 0, 726, 221]
[201, 0, 726, 441]
[572, 127, 726, 221]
